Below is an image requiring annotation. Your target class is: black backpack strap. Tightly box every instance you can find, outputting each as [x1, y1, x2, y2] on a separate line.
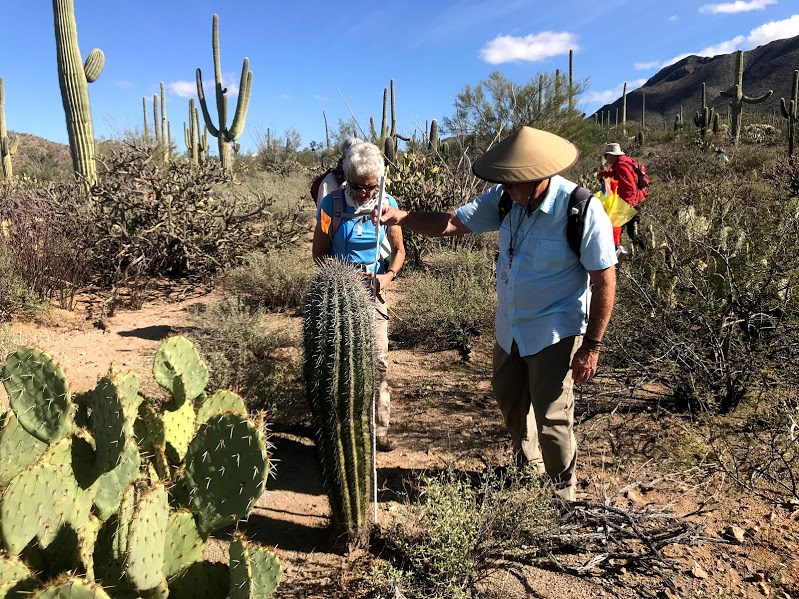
[330, 189, 345, 238]
[566, 186, 593, 258]
[498, 191, 513, 225]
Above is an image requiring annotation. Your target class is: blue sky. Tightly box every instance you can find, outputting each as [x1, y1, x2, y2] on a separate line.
[2, 1, 798, 155]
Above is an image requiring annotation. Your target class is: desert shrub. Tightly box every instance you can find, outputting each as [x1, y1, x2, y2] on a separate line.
[0, 180, 95, 310]
[0, 241, 39, 320]
[710, 392, 799, 503]
[362, 468, 556, 599]
[90, 142, 273, 285]
[387, 150, 489, 267]
[391, 248, 496, 354]
[185, 297, 307, 426]
[607, 159, 799, 413]
[220, 247, 313, 312]
[741, 123, 780, 145]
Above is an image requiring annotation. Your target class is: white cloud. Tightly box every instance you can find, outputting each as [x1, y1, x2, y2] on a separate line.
[668, 15, 679, 21]
[313, 95, 329, 102]
[584, 79, 648, 105]
[169, 81, 196, 98]
[660, 14, 799, 67]
[172, 74, 241, 98]
[634, 61, 660, 71]
[748, 13, 799, 45]
[479, 31, 578, 64]
[699, 0, 776, 15]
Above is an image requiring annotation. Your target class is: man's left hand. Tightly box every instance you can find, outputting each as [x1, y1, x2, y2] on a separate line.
[571, 345, 599, 384]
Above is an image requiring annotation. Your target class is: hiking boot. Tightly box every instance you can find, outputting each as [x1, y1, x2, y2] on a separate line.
[376, 436, 397, 452]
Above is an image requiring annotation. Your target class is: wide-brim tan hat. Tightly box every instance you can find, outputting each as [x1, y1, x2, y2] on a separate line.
[472, 126, 579, 183]
[603, 142, 625, 156]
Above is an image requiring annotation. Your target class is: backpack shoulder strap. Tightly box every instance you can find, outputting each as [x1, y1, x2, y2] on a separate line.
[498, 191, 513, 225]
[566, 186, 593, 257]
[330, 189, 345, 238]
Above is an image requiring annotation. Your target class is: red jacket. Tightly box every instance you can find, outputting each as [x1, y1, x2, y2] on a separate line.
[598, 155, 646, 207]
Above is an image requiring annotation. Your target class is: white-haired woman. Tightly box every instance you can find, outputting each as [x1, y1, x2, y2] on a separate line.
[312, 140, 406, 452]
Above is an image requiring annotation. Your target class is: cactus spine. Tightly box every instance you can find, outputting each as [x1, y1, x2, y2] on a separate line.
[196, 13, 253, 172]
[0, 77, 18, 180]
[780, 70, 799, 157]
[302, 262, 375, 547]
[719, 50, 773, 146]
[52, 0, 104, 189]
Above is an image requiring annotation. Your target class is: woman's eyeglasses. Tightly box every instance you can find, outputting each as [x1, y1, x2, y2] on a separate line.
[349, 182, 379, 193]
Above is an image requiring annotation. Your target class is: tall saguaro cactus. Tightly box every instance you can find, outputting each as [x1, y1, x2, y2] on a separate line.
[622, 82, 628, 136]
[196, 13, 253, 172]
[694, 83, 716, 138]
[302, 261, 375, 547]
[719, 50, 773, 146]
[780, 70, 799, 157]
[52, 0, 104, 189]
[0, 77, 18, 180]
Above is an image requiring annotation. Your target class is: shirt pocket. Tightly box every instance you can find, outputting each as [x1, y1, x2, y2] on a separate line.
[534, 239, 569, 273]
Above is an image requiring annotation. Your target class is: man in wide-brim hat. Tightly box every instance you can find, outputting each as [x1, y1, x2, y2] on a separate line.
[375, 126, 616, 500]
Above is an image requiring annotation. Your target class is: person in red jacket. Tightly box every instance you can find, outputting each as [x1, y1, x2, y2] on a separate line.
[597, 143, 647, 251]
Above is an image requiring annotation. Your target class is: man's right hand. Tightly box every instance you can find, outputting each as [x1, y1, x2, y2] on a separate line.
[372, 205, 407, 227]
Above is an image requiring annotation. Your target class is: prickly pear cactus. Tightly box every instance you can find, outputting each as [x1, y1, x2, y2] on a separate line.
[228, 532, 282, 598]
[302, 261, 375, 546]
[0, 335, 281, 598]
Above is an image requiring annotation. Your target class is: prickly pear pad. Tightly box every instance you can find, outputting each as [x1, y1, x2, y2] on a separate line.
[0, 411, 47, 486]
[195, 389, 247, 427]
[31, 576, 113, 598]
[228, 532, 282, 599]
[2, 347, 72, 442]
[152, 336, 209, 403]
[125, 482, 169, 591]
[90, 378, 127, 474]
[163, 397, 196, 463]
[182, 412, 268, 535]
[92, 440, 141, 522]
[162, 509, 204, 578]
[1, 460, 62, 554]
[0, 554, 36, 597]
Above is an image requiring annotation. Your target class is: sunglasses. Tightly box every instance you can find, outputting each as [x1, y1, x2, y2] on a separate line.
[349, 181, 379, 193]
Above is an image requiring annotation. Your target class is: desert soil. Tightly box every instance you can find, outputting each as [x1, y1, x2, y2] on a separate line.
[4, 287, 799, 599]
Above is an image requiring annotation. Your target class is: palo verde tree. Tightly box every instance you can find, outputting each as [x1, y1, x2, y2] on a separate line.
[444, 69, 590, 154]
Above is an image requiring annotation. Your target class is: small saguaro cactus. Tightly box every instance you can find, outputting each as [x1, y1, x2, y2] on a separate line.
[780, 70, 799, 157]
[719, 50, 773, 146]
[622, 82, 628, 135]
[428, 119, 439, 151]
[141, 96, 150, 141]
[694, 83, 716, 138]
[302, 261, 376, 548]
[196, 13, 253, 173]
[0, 77, 18, 180]
[184, 97, 201, 164]
[52, 0, 104, 189]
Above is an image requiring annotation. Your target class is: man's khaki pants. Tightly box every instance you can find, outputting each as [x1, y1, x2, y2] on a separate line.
[492, 336, 581, 500]
[374, 298, 391, 437]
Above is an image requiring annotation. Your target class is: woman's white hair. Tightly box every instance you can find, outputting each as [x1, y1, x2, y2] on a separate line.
[343, 141, 385, 180]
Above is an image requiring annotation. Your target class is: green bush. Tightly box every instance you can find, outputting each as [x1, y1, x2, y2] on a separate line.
[221, 248, 313, 312]
[391, 248, 496, 353]
[606, 151, 799, 413]
[362, 467, 557, 599]
[185, 298, 307, 426]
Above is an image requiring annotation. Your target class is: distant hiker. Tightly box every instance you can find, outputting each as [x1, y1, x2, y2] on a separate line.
[597, 143, 648, 251]
[375, 127, 617, 499]
[312, 141, 406, 452]
[311, 137, 364, 204]
[715, 147, 729, 165]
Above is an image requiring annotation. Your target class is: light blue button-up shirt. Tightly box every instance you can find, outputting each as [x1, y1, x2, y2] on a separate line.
[455, 176, 617, 357]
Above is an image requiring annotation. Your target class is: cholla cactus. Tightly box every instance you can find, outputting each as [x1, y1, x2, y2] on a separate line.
[0, 335, 280, 597]
[302, 261, 375, 547]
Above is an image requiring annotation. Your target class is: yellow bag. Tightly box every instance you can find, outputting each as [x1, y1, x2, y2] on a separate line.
[596, 177, 637, 227]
